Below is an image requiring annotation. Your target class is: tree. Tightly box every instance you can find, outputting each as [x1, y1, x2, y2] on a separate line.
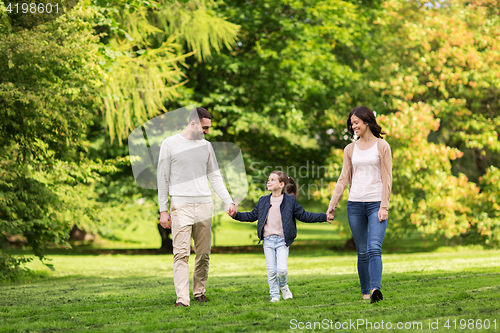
[89, 0, 240, 142]
[318, 0, 500, 244]
[176, 0, 376, 203]
[0, 6, 116, 279]
[81, 0, 242, 247]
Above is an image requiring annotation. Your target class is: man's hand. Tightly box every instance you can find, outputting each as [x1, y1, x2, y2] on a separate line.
[160, 211, 172, 229]
[378, 208, 388, 222]
[227, 203, 237, 218]
[326, 207, 335, 224]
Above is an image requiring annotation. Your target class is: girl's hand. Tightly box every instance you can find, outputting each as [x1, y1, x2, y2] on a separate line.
[378, 208, 388, 222]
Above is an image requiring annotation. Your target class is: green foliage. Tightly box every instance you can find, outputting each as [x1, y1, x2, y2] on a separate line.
[88, 0, 240, 142]
[211, 214, 222, 246]
[0, 252, 31, 281]
[0, 7, 118, 277]
[0, 19, 99, 160]
[381, 102, 480, 239]
[95, 196, 158, 240]
[318, 0, 500, 245]
[367, 0, 500, 243]
[361, 0, 500, 180]
[72, 0, 242, 247]
[2, 0, 499, 286]
[181, 0, 373, 203]
[0, 1, 11, 34]
[475, 166, 500, 244]
[159, 0, 240, 61]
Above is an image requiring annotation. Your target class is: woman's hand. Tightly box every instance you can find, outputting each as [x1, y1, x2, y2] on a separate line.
[378, 208, 388, 222]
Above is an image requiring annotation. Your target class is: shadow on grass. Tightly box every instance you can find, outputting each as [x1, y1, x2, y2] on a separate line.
[4, 242, 348, 256]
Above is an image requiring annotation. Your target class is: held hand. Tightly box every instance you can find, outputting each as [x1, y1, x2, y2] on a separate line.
[160, 211, 172, 229]
[326, 207, 335, 224]
[227, 203, 237, 218]
[378, 208, 388, 222]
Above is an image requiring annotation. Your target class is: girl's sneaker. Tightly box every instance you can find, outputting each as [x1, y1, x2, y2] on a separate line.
[270, 297, 280, 302]
[280, 285, 293, 300]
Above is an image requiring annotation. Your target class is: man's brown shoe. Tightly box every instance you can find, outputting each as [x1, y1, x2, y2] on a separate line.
[194, 295, 208, 303]
[174, 302, 188, 307]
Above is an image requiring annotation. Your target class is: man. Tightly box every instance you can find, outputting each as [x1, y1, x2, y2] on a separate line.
[157, 107, 236, 307]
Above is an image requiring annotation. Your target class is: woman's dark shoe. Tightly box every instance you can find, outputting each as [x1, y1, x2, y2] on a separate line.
[371, 289, 383, 304]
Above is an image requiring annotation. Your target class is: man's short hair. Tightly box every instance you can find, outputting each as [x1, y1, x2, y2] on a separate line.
[189, 107, 212, 123]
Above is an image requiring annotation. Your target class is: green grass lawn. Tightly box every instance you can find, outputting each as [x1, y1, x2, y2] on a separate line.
[3, 201, 500, 332]
[2, 247, 500, 332]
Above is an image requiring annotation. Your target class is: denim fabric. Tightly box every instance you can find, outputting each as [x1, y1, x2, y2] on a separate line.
[263, 235, 289, 299]
[347, 201, 387, 295]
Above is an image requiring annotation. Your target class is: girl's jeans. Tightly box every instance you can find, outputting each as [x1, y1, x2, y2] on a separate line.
[263, 235, 289, 299]
[347, 201, 387, 295]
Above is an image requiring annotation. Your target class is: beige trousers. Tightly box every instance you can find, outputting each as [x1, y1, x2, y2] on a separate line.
[170, 201, 213, 306]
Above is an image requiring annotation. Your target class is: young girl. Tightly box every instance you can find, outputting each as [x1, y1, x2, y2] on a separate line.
[228, 171, 327, 302]
[327, 106, 392, 304]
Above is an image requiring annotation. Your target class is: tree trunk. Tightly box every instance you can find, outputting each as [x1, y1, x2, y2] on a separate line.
[345, 236, 356, 251]
[69, 225, 95, 242]
[157, 223, 173, 253]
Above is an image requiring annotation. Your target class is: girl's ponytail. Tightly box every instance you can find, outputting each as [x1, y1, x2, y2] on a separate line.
[284, 176, 298, 197]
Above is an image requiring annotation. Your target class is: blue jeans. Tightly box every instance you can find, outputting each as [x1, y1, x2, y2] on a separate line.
[263, 235, 289, 299]
[347, 201, 387, 295]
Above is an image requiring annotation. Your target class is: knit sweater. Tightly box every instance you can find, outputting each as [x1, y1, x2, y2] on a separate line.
[157, 134, 233, 212]
[232, 193, 327, 247]
[263, 195, 284, 238]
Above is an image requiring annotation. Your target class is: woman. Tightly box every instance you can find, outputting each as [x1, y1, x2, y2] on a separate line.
[327, 106, 392, 303]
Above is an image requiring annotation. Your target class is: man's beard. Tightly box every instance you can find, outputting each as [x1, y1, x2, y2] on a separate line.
[194, 131, 205, 140]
